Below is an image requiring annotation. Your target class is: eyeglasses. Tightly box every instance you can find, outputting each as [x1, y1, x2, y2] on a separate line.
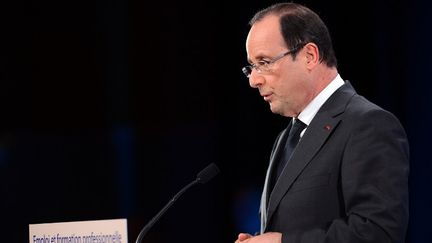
[242, 44, 305, 78]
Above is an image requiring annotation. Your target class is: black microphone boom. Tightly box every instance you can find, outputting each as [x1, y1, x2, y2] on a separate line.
[135, 163, 220, 243]
[196, 163, 220, 184]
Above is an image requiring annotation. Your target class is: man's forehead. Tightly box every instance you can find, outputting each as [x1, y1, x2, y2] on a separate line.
[246, 16, 286, 59]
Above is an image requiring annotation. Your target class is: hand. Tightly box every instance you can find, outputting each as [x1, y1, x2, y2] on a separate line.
[235, 232, 282, 243]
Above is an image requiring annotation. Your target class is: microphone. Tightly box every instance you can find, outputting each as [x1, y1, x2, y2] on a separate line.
[135, 163, 220, 243]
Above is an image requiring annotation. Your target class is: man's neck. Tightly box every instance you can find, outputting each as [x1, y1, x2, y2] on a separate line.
[312, 66, 338, 98]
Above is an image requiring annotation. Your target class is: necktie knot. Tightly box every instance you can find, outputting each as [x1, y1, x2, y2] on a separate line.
[288, 119, 306, 146]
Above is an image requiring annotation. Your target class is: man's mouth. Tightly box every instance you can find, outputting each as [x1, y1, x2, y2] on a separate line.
[261, 93, 273, 101]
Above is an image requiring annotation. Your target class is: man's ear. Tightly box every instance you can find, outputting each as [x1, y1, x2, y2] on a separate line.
[304, 43, 320, 70]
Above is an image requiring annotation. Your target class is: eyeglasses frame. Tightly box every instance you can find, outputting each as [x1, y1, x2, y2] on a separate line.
[242, 43, 306, 78]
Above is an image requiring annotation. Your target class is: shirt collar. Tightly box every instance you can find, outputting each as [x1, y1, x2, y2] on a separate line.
[296, 74, 345, 126]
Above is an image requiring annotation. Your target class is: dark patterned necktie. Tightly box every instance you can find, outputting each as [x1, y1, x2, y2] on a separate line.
[272, 119, 307, 188]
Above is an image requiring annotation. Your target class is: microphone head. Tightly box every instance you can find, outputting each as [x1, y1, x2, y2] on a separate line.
[196, 163, 220, 184]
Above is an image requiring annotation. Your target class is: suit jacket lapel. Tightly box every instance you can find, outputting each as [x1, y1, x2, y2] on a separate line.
[260, 125, 290, 233]
[264, 82, 356, 231]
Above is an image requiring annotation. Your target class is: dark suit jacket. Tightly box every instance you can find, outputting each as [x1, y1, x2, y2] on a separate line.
[261, 82, 409, 243]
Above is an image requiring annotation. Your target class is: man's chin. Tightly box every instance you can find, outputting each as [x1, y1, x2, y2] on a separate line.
[270, 103, 291, 117]
[269, 103, 281, 115]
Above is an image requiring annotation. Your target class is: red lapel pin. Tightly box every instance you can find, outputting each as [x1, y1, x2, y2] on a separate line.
[324, 125, 332, 131]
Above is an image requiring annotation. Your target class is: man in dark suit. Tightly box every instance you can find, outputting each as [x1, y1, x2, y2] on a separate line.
[235, 3, 409, 243]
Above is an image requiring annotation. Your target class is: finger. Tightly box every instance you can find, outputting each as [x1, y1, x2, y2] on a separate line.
[238, 233, 253, 241]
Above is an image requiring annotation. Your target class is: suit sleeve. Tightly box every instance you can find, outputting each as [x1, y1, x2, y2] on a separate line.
[282, 109, 409, 243]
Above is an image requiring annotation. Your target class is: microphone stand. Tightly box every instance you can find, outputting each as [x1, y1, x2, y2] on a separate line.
[135, 179, 199, 243]
[134, 163, 219, 243]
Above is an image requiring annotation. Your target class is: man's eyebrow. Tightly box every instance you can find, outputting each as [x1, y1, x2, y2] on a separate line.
[247, 54, 267, 64]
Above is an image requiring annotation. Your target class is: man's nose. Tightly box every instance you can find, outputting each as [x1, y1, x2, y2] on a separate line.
[249, 70, 265, 88]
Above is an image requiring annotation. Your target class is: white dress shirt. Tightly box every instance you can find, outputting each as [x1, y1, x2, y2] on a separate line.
[296, 74, 345, 137]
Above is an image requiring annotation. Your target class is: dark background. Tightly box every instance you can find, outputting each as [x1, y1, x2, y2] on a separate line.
[1, 0, 431, 242]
